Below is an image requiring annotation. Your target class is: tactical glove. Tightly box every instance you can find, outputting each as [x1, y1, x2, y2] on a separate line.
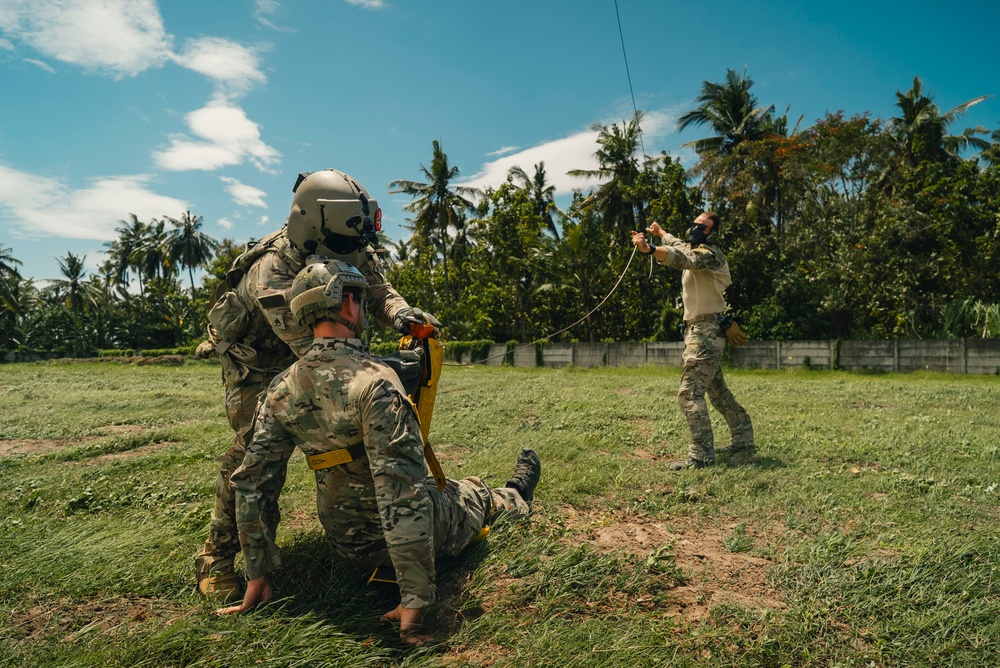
[393, 307, 441, 334]
[194, 340, 216, 359]
[717, 317, 748, 347]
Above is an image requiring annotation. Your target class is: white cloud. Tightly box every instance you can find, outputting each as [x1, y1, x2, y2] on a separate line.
[458, 107, 682, 196]
[486, 145, 520, 158]
[0, 163, 189, 241]
[154, 102, 281, 172]
[258, 215, 269, 226]
[23, 57, 55, 73]
[0, 0, 171, 77]
[254, 0, 293, 32]
[171, 37, 266, 98]
[220, 176, 268, 208]
[345, 0, 387, 8]
[218, 217, 233, 230]
[0, 37, 13, 50]
[82, 249, 109, 274]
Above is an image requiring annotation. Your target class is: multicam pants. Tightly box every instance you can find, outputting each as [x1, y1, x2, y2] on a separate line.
[195, 360, 280, 575]
[677, 321, 754, 463]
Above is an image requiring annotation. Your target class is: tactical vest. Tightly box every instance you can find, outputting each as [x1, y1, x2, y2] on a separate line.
[207, 230, 369, 354]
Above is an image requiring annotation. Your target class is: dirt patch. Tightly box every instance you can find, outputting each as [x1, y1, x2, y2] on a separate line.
[91, 441, 182, 463]
[6, 596, 192, 644]
[626, 447, 659, 461]
[559, 506, 786, 623]
[434, 443, 472, 464]
[442, 639, 513, 667]
[0, 424, 146, 458]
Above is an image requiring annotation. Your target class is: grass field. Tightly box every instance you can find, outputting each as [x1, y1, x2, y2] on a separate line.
[0, 360, 997, 667]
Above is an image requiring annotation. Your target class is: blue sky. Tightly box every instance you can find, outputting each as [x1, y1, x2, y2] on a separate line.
[1, 0, 998, 282]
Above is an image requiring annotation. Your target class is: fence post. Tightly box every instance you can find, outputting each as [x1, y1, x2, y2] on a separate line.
[776, 340, 782, 370]
[961, 338, 967, 374]
[893, 340, 899, 372]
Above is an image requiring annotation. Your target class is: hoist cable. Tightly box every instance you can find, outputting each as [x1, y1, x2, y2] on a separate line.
[442, 246, 640, 366]
[615, 0, 646, 160]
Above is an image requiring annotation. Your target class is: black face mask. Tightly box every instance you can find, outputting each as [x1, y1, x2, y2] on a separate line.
[687, 223, 710, 247]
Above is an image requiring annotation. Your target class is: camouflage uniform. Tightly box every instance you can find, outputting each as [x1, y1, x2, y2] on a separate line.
[197, 231, 411, 576]
[656, 233, 754, 464]
[231, 338, 529, 608]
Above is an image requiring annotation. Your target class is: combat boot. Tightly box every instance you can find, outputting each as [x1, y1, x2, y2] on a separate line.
[197, 567, 242, 602]
[195, 551, 242, 603]
[716, 443, 756, 455]
[668, 458, 713, 471]
[505, 449, 541, 504]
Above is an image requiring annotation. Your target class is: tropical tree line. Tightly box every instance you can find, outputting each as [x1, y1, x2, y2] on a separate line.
[384, 73, 1000, 343]
[4, 71, 1000, 355]
[0, 212, 229, 355]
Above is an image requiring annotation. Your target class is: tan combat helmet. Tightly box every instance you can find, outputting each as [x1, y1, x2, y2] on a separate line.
[286, 169, 382, 257]
[289, 256, 370, 334]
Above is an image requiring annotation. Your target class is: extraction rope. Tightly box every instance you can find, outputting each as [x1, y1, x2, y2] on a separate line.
[615, 0, 646, 160]
[442, 246, 640, 366]
[440, 1, 651, 366]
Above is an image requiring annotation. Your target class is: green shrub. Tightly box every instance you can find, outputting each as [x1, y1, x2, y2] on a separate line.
[138, 345, 196, 357]
[97, 349, 135, 357]
[443, 340, 494, 363]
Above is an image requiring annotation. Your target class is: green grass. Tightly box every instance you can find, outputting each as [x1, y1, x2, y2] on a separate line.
[0, 361, 997, 666]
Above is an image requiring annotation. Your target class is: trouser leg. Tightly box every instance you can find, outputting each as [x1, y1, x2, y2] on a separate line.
[430, 477, 530, 558]
[677, 323, 724, 463]
[196, 372, 267, 574]
[706, 363, 754, 449]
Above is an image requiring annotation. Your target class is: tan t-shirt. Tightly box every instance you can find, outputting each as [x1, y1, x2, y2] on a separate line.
[656, 233, 731, 320]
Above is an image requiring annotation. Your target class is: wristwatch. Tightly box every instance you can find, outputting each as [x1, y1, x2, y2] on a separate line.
[641, 241, 657, 255]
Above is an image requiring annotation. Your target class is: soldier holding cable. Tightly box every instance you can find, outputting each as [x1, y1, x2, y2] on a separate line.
[630, 212, 754, 470]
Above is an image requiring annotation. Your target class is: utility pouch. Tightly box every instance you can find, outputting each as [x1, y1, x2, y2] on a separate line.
[376, 349, 423, 399]
[716, 315, 748, 347]
[208, 290, 251, 355]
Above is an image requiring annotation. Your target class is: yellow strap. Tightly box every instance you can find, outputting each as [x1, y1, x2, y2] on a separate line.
[306, 448, 355, 470]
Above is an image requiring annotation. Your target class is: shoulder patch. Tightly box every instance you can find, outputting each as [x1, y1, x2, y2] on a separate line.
[257, 292, 288, 309]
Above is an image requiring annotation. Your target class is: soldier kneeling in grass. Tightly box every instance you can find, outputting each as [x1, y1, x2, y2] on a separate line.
[216, 256, 540, 646]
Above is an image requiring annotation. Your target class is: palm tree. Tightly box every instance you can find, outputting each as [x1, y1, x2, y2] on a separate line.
[509, 162, 561, 239]
[135, 218, 173, 283]
[167, 211, 219, 295]
[389, 140, 481, 298]
[0, 244, 21, 279]
[889, 77, 989, 165]
[677, 67, 774, 155]
[982, 128, 1000, 167]
[1, 268, 40, 350]
[568, 112, 644, 231]
[51, 251, 89, 314]
[106, 214, 147, 295]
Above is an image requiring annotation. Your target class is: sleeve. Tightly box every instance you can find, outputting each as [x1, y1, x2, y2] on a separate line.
[359, 376, 436, 608]
[658, 244, 725, 272]
[231, 389, 297, 580]
[358, 248, 412, 328]
[658, 232, 687, 249]
[244, 255, 314, 357]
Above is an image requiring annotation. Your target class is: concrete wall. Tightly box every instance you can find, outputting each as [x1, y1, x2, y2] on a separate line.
[475, 339, 1000, 374]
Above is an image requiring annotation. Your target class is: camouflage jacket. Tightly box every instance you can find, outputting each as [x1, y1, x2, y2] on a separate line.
[230, 338, 437, 608]
[208, 231, 410, 369]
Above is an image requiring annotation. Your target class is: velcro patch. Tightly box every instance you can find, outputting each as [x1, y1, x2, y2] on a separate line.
[258, 292, 287, 309]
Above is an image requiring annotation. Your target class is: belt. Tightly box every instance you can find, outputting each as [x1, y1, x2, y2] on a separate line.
[306, 444, 366, 470]
[684, 313, 719, 325]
